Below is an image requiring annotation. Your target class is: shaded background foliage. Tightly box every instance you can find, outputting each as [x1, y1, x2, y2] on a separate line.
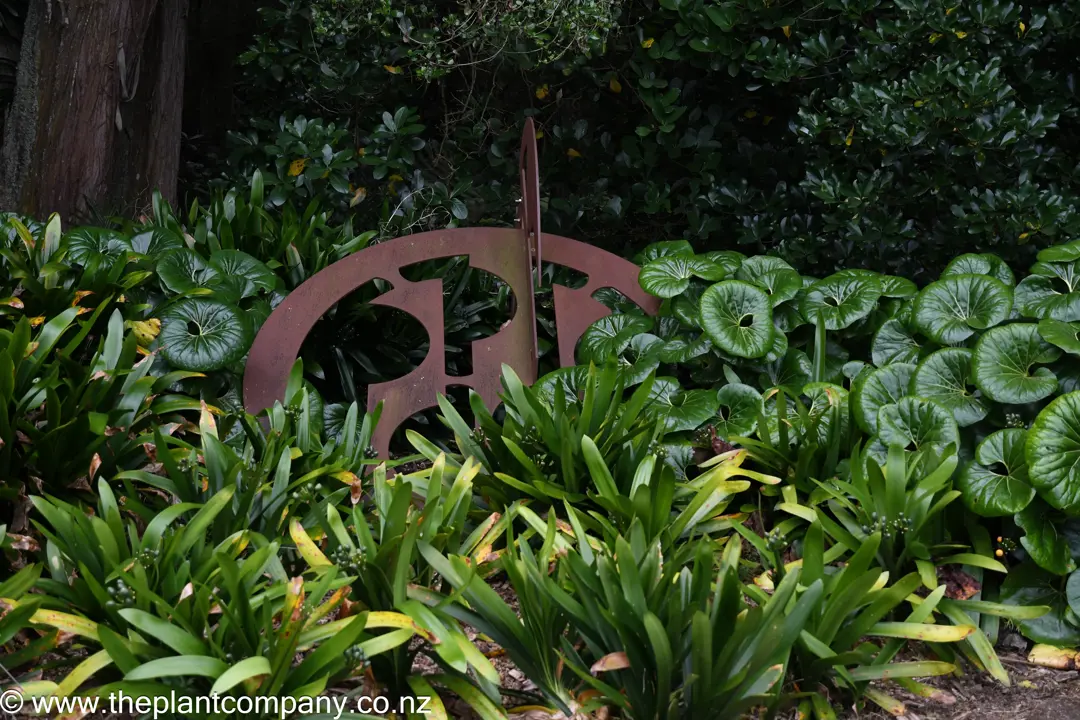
[195, 0, 1080, 280]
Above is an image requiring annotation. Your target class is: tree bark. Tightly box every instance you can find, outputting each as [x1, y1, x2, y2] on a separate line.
[0, 0, 189, 221]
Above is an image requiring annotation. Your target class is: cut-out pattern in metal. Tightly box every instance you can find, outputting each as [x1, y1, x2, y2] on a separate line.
[243, 118, 660, 458]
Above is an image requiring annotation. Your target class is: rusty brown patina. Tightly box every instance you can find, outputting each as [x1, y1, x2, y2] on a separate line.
[243, 118, 660, 458]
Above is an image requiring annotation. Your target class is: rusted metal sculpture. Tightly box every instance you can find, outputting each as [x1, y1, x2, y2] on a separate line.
[243, 117, 660, 458]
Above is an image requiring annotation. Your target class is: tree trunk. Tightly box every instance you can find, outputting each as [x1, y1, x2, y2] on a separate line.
[0, 0, 189, 221]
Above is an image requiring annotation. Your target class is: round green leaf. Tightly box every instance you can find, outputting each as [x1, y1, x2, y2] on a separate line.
[877, 396, 959, 452]
[209, 250, 275, 299]
[957, 429, 1035, 516]
[657, 388, 719, 433]
[1001, 562, 1080, 645]
[735, 255, 794, 281]
[158, 248, 220, 295]
[699, 280, 774, 359]
[130, 228, 184, 257]
[1015, 500, 1078, 576]
[1014, 275, 1080, 321]
[535, 366, 590, 406]
[639, 255, 725, 298]
[972, 323, 1060, 404]
[578, 313, 654, 363]
[871, 318, 922, 367]
[619, 333, 663, 386]
[635, 240, 694, 264]
[658, 336, 710, 364]
[912, 348, 988, 427]
[757, 349, 812, 394]
[773, 301, 807, 332]
[65, 227, 133, 266]
[1038, 318, 1080, 355]
[943, 253, 1014, 286]
[1027, 391, 1080, 512]
[853, 363, 916, 435]
[1039, 240, 1080, 264]
[713, 383, 764, 438]
[735, 258, 801, 306]
[879, 275, 918, 298]
[701, 251, 745, 276]
[914, 274, 1012, 345]
[799, 273, 882, 330]
[160, 299, 252, 371]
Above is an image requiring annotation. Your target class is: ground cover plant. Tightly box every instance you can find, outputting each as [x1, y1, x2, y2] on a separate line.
[3, 206, 1080, 718]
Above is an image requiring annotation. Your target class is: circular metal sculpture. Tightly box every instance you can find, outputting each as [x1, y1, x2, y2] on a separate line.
[243, 118, 660, 458]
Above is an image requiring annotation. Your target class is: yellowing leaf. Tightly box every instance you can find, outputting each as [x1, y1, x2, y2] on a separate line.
[567, 148, 582, 159]
[590, 652, 630, 675]
[288, 158, 306, 177]
[350, 186, 367, 207]
[72, 290, 93, 306]
[535, 84, 550, 100]
[946, 6, 956, 14]
[845, 126, 855, 146]
[384, 65, 402, 74]
[744, 110, 758, 119]
[929, 32, 944, 43]
[1019, 21, 1027, 34]
[914, 99, 926, 107]
[535, 129, 544, 139]
[29, 316, 45, 327]
[642, 37, 655, 48]
[954, 30, 967, 38]
[609, 77, 622, 93]
[389, 174, 404, 182]
[1019, 231, 1031, 241]
[129, 318, 161, 345]
[0, 296, 24, 309]
[763, 115, 774, 125]
[290, 519, 331, 567]
[782, 25, 792, 38]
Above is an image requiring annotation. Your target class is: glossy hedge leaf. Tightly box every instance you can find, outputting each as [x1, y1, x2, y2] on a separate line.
[914, 274, 1012, 344]
[1015, 500, 1077, 576]
[877, 397, 959, 452]
[639, 255, 725, 298]
[160, 299, 253, 371]
[130, 228, 184, 256]
[66, 227, 133, 266]
[799, 273, 881, 330]
[913, 348, 988, 427]
[943, 253, 1014, 286]
[957, 429, 1035, 516]
[1038, 319, 1080, 355]
[699, 280, 774, 359]
[871, 319, 922, 367]
[578, 313, 654, 363]
[634, 240, 693, 264]
[853, 363, 916, 435]
[972, 323, 1060, 404]
[713, 383, 764, 437]
[1027, 392, 1080, 512]
[1014, 275, 1080, 321]
[209, 250, 275, 299]
[1001, 563, 1080, 646]
[157, 248, 220, 295]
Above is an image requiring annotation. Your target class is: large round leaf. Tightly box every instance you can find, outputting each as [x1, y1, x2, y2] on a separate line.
[879, 275, 918, 298]
[658, 335, 710, 364]
[158, 248, 220, 295]
[1027, 391, 1080, 512]
[773, 301, 807, 332]
[639, 255, 725, 298]
[943, 253, 1014, 286]
[957, 429, 1035, 516]
[871, 318, 922, 367]
[701, 251, 745, 276]
[634, 240, 694, 264]
[1014, 275, 1080, 321]
[160, 299, 252, 371]
[1015, 500, 1078, 576]
[619, 333, 663, 386]
[130, 228, 184, 257]
[853, 363, 916, 435]
[658, 388, 719, 433]
[209, 250, 275, 299]
[877, 396, 959, 452]
[578, 313, 654, 363]
[972, 323, 1060, 404]
[913, 274, 1012, 344]
[735, 255, 795, 281]
[1039, 240, 1080, 264]
[1038, 319, 1080, 356]
[713, 383, 764, 438]
[757, 348, 812, 394]
[65, 227, 133, 266]
[799, 273, 881, 330]
[699, 280, 774, 359]
[1001, 563, 1080, 645]
[735, 258, 801, 306]
[535, 366, 590, 405]
[912, 348, 988, 427]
